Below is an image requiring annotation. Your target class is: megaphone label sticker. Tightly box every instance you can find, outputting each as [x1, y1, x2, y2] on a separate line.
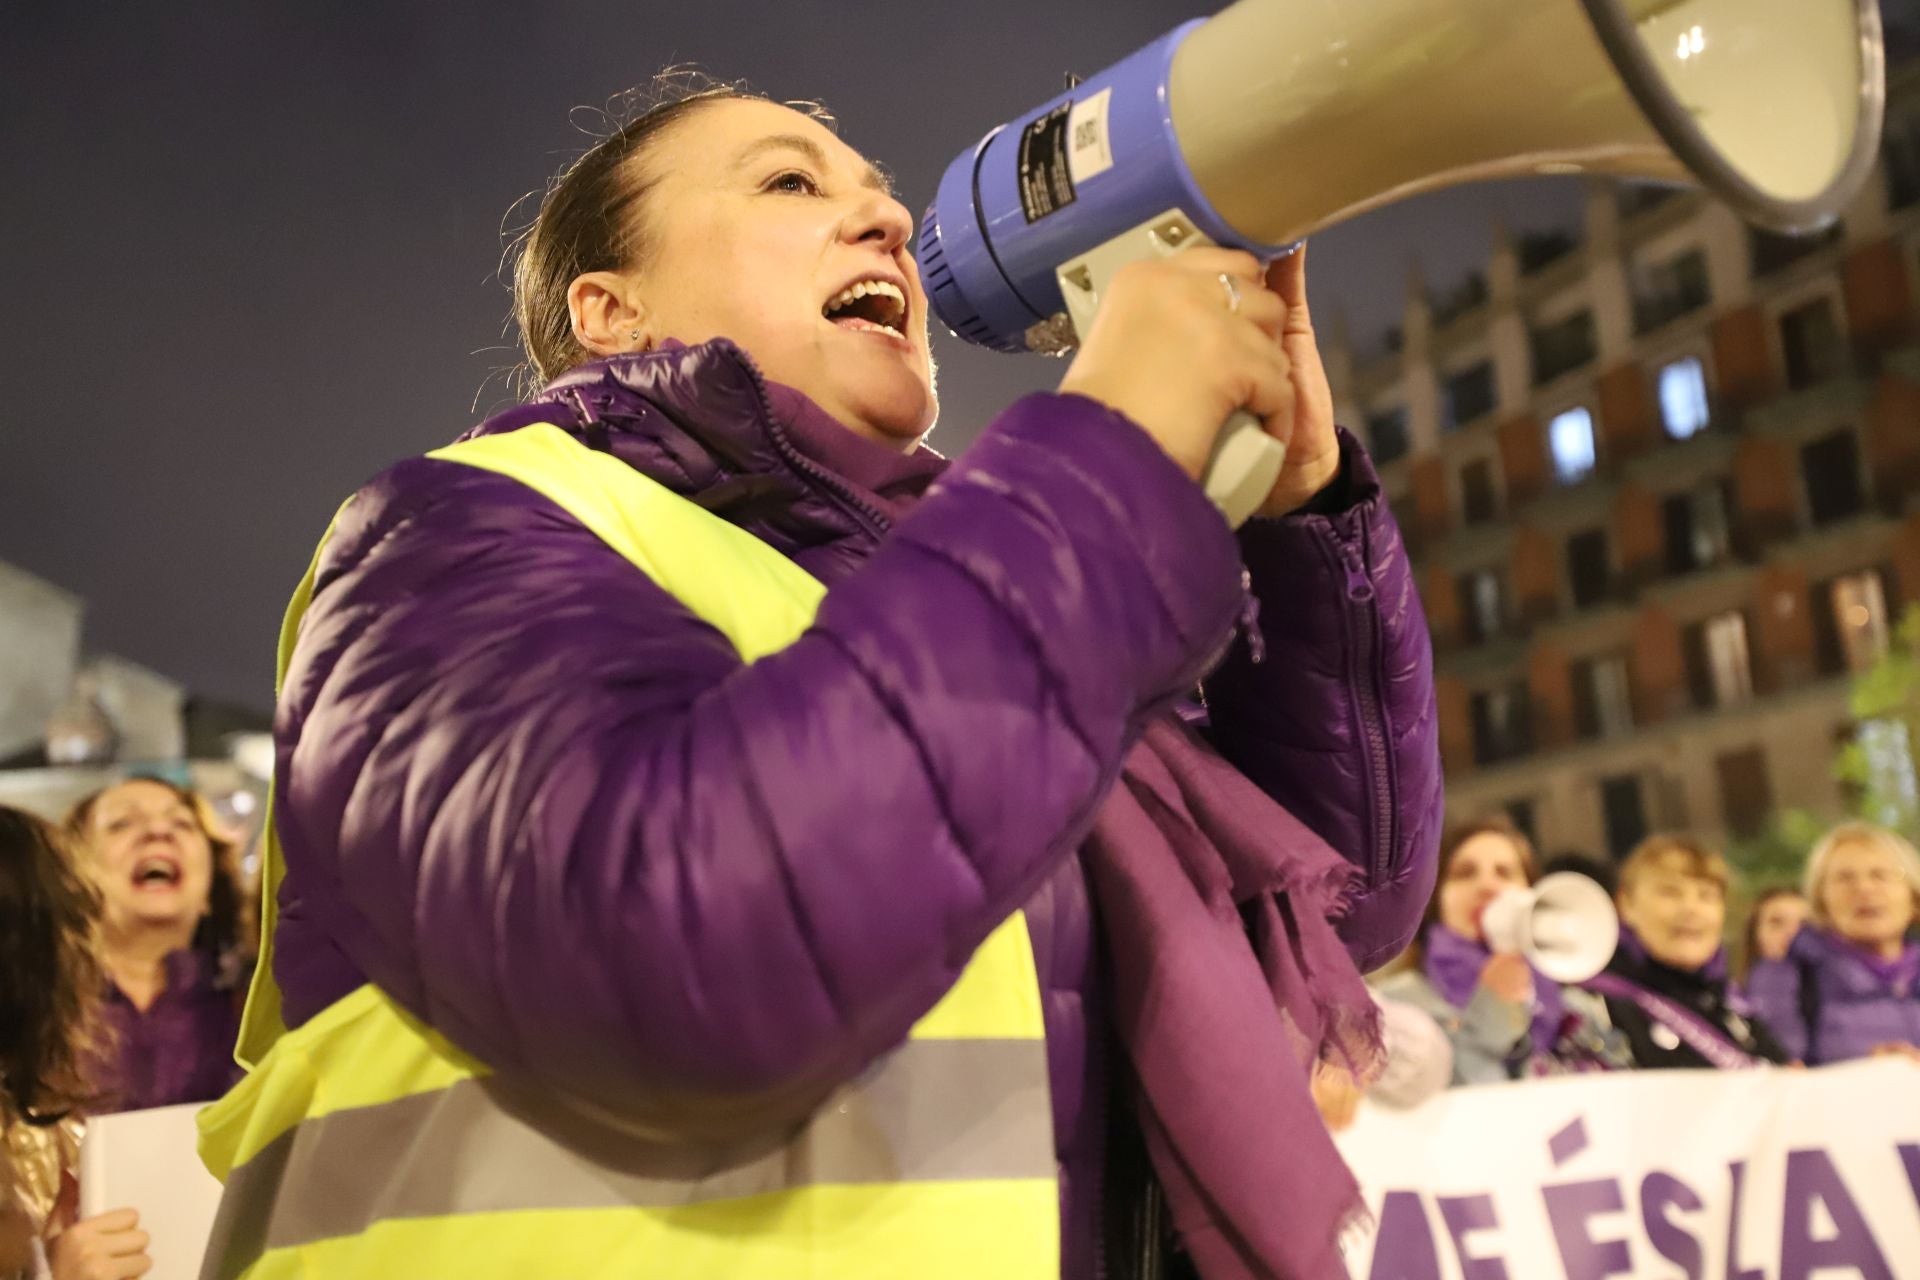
[1018, 103, 1078, 223]
[1066, 89, 1114, 186]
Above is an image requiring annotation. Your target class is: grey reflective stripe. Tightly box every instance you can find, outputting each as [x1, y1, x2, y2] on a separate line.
[203, 1036, 1052, 1277]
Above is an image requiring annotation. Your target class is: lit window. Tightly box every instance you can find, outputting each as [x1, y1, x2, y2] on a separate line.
[1549, 407, 1597, 484]
[1704, 612, 1754, 707]
[1659, 357, 1711, 439]
[1832, 570, 1890, 672]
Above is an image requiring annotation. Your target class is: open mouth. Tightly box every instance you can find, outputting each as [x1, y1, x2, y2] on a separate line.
[823, 278, 908, 341]
[132, 855, 182, 890]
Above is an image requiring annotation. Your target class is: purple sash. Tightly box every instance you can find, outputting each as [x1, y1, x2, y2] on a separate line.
[1584, 972, 1762, 1071]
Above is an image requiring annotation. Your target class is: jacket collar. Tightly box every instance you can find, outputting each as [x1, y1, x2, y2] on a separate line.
[465, 338, 944, 583]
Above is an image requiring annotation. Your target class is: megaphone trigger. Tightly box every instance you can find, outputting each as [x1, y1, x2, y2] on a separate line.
[1046, 210, 1288, 527]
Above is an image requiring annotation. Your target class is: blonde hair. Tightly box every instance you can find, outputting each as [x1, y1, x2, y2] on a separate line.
[1803, 822, 1920, 926]
[1618, 834, 1731, 899]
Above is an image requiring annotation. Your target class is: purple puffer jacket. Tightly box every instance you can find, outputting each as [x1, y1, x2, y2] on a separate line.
[1748, 926, 1920, 1064]
[269, 339, 1440, 1276]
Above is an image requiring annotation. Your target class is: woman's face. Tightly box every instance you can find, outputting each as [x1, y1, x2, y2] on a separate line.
[621, 98, 936, 448]
[1619, 865, 1725, 972]
[1819, 839, 1917, 950]
[80, 780, 213, 936]
[1437, 833, 1529, 942]
[1752, 892, 1808, 963]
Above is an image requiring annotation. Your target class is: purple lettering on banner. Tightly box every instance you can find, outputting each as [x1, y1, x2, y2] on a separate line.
[1640, 1172, 1705, 1280]
[1542, 1178, 1634, 1280]
[1779, 1148, 1893, 1280]
[1370, 1191, 1444, 1280]
[1725, 1161, 1765, 1280]
[1549, 1117, 1591, 1168]
[1438, 1194, 1510, 1280]
[1898, 1143, 1920, 1211]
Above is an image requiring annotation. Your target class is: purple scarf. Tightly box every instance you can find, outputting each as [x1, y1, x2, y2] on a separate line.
[1841, 934, 1920, 994]
[1085, 720, 1381, 1280]
[1423, 923, 1567, 1059]
[773, 382, 1381, 1279]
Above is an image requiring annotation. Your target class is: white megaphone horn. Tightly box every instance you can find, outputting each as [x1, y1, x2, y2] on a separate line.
[922, 0, 1886, 526]
[1479, 873, 1620, 985]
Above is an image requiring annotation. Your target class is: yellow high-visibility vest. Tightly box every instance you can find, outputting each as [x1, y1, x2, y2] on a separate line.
[197, 423, 1059, 1280]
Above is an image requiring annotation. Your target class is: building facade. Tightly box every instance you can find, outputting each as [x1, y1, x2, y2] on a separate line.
[1334, 68, 1920, 860]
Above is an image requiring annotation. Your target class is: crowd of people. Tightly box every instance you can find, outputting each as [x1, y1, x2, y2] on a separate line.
[2, 768, 1914, 1274]
[1345, 814, 1920, 1127]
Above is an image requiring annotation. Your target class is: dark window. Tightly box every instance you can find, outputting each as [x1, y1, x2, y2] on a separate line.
[1802, 429, 1864, 526]
[1888, 113, 1920, 209]
[1519, 230, 1578, 274]
[1366, 405, 1410, 465]
[1601, 774, 1649, 860]
[1716, 747, 1775, 839]
[1471, 685, 1533, 765]
[1661, 482, 1733, 574]
[1567, 528, 1612, 608]
[1433, 273, 1489, 327]
[1751, 224, 1842, 277]
[1459, 568, 1507, 643]
[1505, 799, 1539, 847]
[1443, 362, 1498, 432]
[1616, 182, 1679, 220]
[1633, 249, 1711, 334]
[1572, 654, 1634, 741]
[1461, 458, 1500, 526]
[1530, 310, 1599, 386]
[1779, 297, 1846, 390]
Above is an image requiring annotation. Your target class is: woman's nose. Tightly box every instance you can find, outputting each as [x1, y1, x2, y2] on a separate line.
[843, 191, 913, 254]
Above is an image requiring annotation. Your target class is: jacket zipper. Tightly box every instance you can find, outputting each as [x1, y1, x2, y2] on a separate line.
[1329, 514, 1396, 885]
[732, 352, 897, 540]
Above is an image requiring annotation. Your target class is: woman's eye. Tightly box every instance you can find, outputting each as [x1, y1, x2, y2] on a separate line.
[766, 170, 820, 196]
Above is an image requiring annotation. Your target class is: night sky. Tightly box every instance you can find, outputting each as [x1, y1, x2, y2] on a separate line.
[2, 2, 1904, 710]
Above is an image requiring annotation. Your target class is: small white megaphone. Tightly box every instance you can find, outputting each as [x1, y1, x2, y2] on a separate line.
[1480, 873, 1620, 984]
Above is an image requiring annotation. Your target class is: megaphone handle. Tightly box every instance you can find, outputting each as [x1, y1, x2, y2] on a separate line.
[1052, 210, 1290, 529]
[1204, 410, 1287, 528]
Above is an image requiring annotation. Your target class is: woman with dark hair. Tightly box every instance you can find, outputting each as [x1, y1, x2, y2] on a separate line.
[196, 77, 1442, 1280]
[1739, 885, 1808, 981]
[65, 778, 243, 1111]
[1377, 817, 1625, 1084]
[0, 807, 150, 1280]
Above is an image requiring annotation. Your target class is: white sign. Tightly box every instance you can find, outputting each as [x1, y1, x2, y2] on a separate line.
[81, 1103, 223, 1280]
[1337, 1061, 1920, 1279]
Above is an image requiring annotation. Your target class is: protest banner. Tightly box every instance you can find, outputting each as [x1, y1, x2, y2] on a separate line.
[1337, 1060, 1920, 1279]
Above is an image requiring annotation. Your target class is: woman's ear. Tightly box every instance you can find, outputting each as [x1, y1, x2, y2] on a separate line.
[568, 271, 655, 358]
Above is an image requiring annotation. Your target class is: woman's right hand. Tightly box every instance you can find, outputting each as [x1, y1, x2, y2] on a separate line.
[48, 1208, 151, 1280]
[1058, 247, 1291, 482]
[1478, 953, 1535, 1005]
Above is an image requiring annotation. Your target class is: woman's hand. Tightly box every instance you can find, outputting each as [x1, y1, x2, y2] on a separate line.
[1059, 247, 1292, 484]
[48, 1208, 151, 1280]
[1252, 246, 1341, 517]
[1478, 953, 1535, 1005]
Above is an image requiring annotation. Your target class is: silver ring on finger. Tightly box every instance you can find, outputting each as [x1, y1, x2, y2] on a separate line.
[1218, 273, 1242, 315]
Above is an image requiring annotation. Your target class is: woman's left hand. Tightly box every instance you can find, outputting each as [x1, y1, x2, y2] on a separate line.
[1253, 245, 1342, 518]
